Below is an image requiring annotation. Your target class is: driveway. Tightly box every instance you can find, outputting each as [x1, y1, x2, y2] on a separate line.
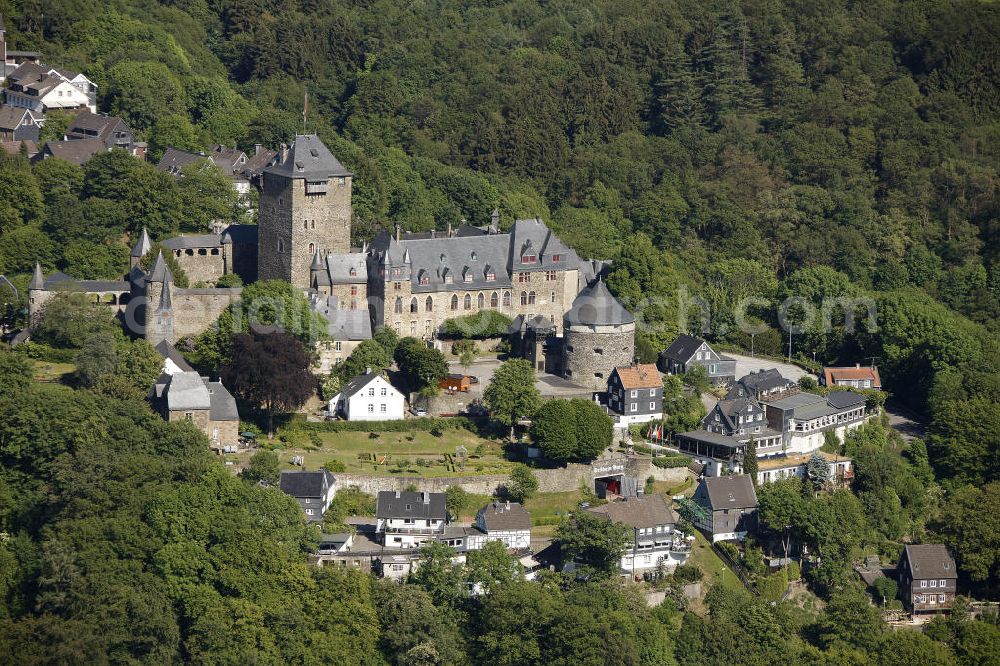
[724, 353, 812, 384]
[885, 401, 928, 442]
[448, 358, 594, 398]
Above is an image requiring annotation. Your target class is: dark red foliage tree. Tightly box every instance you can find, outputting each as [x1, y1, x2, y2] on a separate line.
[221, 331, 316, 434]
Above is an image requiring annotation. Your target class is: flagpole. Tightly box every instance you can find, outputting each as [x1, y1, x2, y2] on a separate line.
[303, 88, 308, 133]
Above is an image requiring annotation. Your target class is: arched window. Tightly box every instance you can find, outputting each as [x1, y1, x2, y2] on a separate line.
[394, 297, 403, 314]
[503, 291, 511, 308]
[410, 297, 418, 313]
[451, 295, 459, 310]
[425, 296, 433, 312]
[308, 242, 315, 255]
[520, 291, 528, 306]
[477, 293, 485, 309]
[490, 291, 499, 308]
[528, 291, 536, 305]
[464, 294, 472, 310]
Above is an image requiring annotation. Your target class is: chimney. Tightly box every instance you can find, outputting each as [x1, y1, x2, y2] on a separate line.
[395, 490, 400, 498]
[430, 229, 436, 239]
[395, 224, 401, 242]
[422, 492, 430, 504]
[254, 143, 262, 155]
[366, 366, 372, 375]
[280, 143, 289, 162]
[447, 221, 453, 237]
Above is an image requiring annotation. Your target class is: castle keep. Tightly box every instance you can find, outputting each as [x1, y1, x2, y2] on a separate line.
[27, 134, 635, 387]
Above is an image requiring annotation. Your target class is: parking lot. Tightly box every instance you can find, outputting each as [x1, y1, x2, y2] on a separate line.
[448, 358, 594, 398]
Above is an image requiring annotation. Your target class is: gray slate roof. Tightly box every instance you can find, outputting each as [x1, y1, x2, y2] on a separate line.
[161, 234, 223, 250]
[564, 279, 634, 326]
[902, 544, 957, 579]
[0, 105, 36, 131]
[42, 138, 105, 165]
[376, 491, 447, 520]
[221, 224, 257, 245]
[263, 134, 351, 180]
[588, 494, 678, 528]
[153, 340, 194, 372]
[700, 475, 758, 509]
[826, 390, 866, 409]
[734, 369, 795, 394]
[131, 227, 152, 258]
[323, 253, 367, 284]
[508, 314, 556, 334]
[661, 333, 706, 364]
[280, 470, 335, 499]
[207, 380, 239, 421]
[339, 370, 386, 399]
[676, 430, 743, 449]
[164, 371, 211, 411]
[477, 502, 532, 531]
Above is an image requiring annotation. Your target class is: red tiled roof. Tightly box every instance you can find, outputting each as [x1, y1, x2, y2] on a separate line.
[824, 366, 881, 387]
[615, 363, 660, 389]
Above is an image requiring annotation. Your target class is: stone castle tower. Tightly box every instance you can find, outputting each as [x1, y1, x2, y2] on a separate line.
[144, 251, 175, 347]
[562, 278, 636, 390]
[257, 134, 353, 288]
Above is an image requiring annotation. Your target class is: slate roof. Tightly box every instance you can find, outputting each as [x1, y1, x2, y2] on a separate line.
[700, 475, 758, 509]
[153, 340, 194, 372]
[388, 232, 514, 293]
[0, 105, 36, 130]
[339, 370, 387, 399]
[161, 234, 223, 250]
[263, 134, 351, 180]
[376, 491, 447, 520]
[131, 227, 152, 258]
[206, 144, 247, 176]
[730, 369, 795, 397]
[221, 224, 258, 245]
[661, 333, 706, 364]
[613, 364, 660, 389]
[0, 139, 38, 156]
[564, 279, 634, 327]
[902, 544, 957, 580]
[279, 470, 335, 498]
[477, 502, 532, 531]
[147, 252, 171, 283]
[42, 138, 105, 165]
[588, 494, 678, 528]
[323, 253, 367, 284]
[164, 371, 211, 411]
[206, 380, 239, 421]
[157, 147, 205, 175]
[244, 147, 277, 175]
[321, 307, 373, 341]
[508, 313, 556, 334]
[826, 390, 866, 409]
[676, 430, 743, 449]
[65, 110, 129, 144]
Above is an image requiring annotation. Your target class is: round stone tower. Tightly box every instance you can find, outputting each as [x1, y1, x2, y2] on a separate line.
[562, 279, 635, 390]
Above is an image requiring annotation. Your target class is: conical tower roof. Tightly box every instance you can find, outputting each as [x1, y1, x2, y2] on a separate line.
[131, 227, 152, 258]
[311, 248, 324, 269]
[148, 251, 169, 282]
[156, 278, 172, 312]
[263, 134, 352, 180]
[564, 279, 634, 327]
[29, 262, 45, 290]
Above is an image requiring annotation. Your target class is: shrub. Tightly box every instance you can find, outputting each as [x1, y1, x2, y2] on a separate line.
[440, 311, 513, 339]
[294, 417, 477, 433]
[652, 455, 691, 469]
[673, 564, 704, 585]
[322, 460, 346, 473]
[785, 560, 801, 581]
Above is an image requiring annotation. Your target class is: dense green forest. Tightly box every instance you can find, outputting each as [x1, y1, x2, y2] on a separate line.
[0, 0, 999, 662]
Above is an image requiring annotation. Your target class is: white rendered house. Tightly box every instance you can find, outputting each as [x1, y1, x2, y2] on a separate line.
[329, 370, 405, 421]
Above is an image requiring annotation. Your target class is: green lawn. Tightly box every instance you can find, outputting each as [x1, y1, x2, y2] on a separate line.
[237, 428, 515, 477]
[687, 530, 745, 597]
[32, 360, 75, 383]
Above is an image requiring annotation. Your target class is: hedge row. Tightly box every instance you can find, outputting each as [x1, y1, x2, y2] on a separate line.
[652, 455, 691, 469]
[294, 417, 477, 433]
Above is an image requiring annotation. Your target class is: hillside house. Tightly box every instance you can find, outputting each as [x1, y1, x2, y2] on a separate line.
[279, 470, 336, 523]
[149, 371, 239, 449]
[469, 501, 532, 551]
[658, 334, 736, 385]
[897, 544, 958, 614]
[822, 364, 881, 390]
[608, 363, 663, 426]
[588, 494, 690, 576]
[376, 491, 449, 549]
[328, 370, 405, 421]
[692, 475, 758, 542]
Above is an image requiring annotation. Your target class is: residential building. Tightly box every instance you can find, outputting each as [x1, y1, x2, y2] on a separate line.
[726, 369, 797, 401]
[469, 501, 532, 551]
[755, 451, 853, 485]
[375, 490, 448, 548]
[312, 295, 373, 373]
[153, 339, 195, 375]
[149, 370, 239, 449]
[897, 544, 958, 614]
[0, 104, 40, 141]
[65, 110, 137, 154]
[822, 364, 881, 390]
[762, 390, 871, 454]
[157, 144, 252, 197]
[4, 62, 96, 113]
[608, 363, 663, 426]
[279, 470, 336, 522]
[329, 370, 405, 421]
[692, 475, 758, 542]
[701, 395, 782, 448]
[36, 137, 106, 165]
[588, 494, 690, 575]
[1, 15, 42, 84]
[658, 334, 736, 385]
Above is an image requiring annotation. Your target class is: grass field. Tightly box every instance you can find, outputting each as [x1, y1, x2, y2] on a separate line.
[685, 530, 745, 613]
[231, 428, 516, 477]
[32, 360, 75, 383]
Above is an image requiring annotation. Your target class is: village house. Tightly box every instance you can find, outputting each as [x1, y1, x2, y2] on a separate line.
[762, 390, 871, 454]
[148, 370, 239, 450]
[157, 144, 253, 198]
[607, 363, 663, 427]
[153, 339, 195, 375]
[822, 364, 881, 390]
[279, 470, 337, 523]
[897, 544, 958, 614]
[692, 475, 758, 542]
[658, 334, 736, 386]
[588, 494, 690, 576]
[4, 62, 96, 113]
[469, 501, 532, 551]
[312, 296, 373, 372]
[0, 104, 39, 141]
[375, 490, 449, 549]
[726, 368, 797, 401]
[64, 110, 140, 156]
[328, 370, 405, 421]
[35, 137, 107, 165]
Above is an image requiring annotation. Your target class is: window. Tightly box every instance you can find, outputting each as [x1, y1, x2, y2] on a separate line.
[368, 388, 375, 396]
[463, 272, 472, 283]
[503, 292, 511, 307]
[410, 321, 416, 335]
[420, 275, 429, 285]
[444, 274, 454, 284]
[486, 271, 495, 281]
[939, 594, 946, 603]
[338, 176, 346, 186]
[521, 254, 536, 264]
[335, 341, 342, 351]
[631, 390, 638, 398]
[367, 404, 374, 413]
[184, 412, 193, 421]
[350, 286, 357, 296]
[349, 267, 357, 277]
[916, 594, 925, 603]
[425, 296, 433, 312]
[350, 299, 357, 310]
[380, 388, 387, 396]
[478, 293, 484, 309]
[517, 272, 530, 283]
[451, 295, 459, 310]
[394, 282, 402, 290]
[545, 270, 556, 281]
[920, 580, 927, 588]
[490, 292, 499, 308]
[630, 403, 637, 412]
[930, 580, 937, 587]
[650, 402, 656, 410]
[939, 579, 946, 587]
[594, 348, 603, 355]
[552, 254, 562, 262]
[528, 291, 536, 305]
[464, 294, 472, 310]
[394, 297, 402, 314]
[304, 222, 309, 230]
[471, 251, 478, 261]
[380, 404, 387, 412]
[649, 389, 656, 396]
[410, 298, 418, 313]
[520, 291, 528, 306]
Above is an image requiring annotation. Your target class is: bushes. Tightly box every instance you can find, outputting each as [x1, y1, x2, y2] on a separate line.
[293, 417, 477, 433]
[652, 454, 691, 469]
[440, 311, 512, 339]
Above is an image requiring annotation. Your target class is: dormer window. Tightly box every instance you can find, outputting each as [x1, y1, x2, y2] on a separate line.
[521, 254, 536, 264]
[349, 267, 357, 277]
[419, 275, 429, 285]
[486, 272, 495, 281]
[552, 254, 562, 262]
[471, 251, 478, 261]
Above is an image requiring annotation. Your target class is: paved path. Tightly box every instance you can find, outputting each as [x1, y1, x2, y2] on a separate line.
[448, 358, 592, 398]
[724, 352, 812, 383]
[885, 401, 928, 442]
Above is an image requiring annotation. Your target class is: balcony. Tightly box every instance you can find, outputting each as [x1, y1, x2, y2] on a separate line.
[383, 525, 445, 535]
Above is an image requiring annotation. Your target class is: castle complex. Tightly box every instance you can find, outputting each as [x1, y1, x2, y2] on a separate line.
[27, 134, 635, 387]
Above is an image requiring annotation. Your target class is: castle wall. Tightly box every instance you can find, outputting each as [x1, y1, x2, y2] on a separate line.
[563, 322, 636, 390]
[170, 247, 227, 285]
[314, 339, 364, 373]
[258, 174, 352, 287]
[169, 288, 244, 341]
[325, 283, 367, 310]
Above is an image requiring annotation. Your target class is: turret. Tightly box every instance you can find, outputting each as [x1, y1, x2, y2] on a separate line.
[310, 248, 324, 288]
[147, 260, 174, 346]
[130, 227, 152, 271]
[27, 262, 46, 328]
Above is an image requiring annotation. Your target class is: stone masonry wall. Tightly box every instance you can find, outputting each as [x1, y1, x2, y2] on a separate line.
[165, 288, 243, 342]
[170, 247, 227, 285]
[563, 322, 636, 390]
